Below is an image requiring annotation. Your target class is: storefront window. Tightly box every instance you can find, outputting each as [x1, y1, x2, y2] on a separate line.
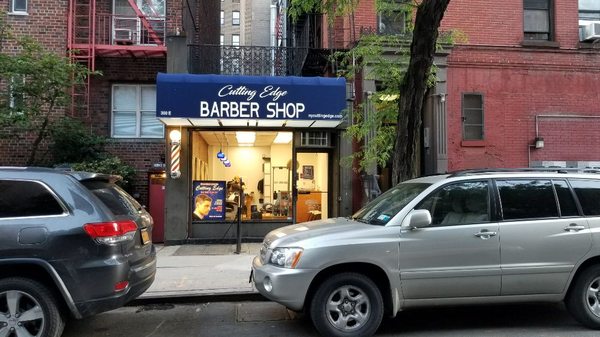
[191, 131, 294, 222]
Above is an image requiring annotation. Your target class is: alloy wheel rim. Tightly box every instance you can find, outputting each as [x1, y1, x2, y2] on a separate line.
[325, 285, 371, 332]
[0, 290, 45, 337]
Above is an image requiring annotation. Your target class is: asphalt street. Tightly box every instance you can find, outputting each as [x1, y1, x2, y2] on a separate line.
[62, 300, 600, 337]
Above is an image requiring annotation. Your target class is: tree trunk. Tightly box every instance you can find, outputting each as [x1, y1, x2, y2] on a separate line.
[27, 116, 50, 166]
[391, 0, 451, 185]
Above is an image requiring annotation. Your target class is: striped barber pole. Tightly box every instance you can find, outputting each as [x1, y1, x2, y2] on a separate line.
[170, 142, 181, 178]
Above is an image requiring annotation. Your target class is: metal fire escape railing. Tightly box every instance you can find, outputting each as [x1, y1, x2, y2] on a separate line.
[67, 0, 95, 118]
[67, 0, 167, 118]
[188, 45, 307, 76]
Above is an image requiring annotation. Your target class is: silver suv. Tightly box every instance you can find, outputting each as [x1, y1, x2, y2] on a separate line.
[252, 169, 600, 337]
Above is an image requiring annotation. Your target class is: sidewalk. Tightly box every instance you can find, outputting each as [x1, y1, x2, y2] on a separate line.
[138, 243, 262, 302]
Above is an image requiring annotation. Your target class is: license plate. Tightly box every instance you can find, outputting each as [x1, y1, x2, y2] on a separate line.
[141, 229, 151, 245]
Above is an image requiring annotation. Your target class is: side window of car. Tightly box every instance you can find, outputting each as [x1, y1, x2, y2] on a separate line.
[553, 180, 579, 217]
[570, 179, 600, 216]
[497, 179, 558, 220]
[0, 180, 65, 218]
[417, 180, 490, 226]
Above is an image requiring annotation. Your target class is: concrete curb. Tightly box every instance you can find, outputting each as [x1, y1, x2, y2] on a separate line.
[127, 292, 266, 306]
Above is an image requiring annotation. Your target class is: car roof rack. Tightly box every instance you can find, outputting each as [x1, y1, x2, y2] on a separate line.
[448, 167, 600, 178]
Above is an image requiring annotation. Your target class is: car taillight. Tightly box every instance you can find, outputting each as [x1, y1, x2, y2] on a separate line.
[83, 220, 138, 245]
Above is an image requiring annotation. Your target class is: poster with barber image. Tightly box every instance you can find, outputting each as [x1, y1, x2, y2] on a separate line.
[192, 181, 226, 221]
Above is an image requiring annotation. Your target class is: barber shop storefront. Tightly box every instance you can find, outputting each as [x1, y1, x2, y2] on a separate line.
[156, 73, 348, 243]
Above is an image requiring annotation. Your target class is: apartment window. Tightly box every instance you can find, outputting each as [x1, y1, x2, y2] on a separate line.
[232, 34, 240, 46]
[378, 0, 408, 35]
[462, 93, 484, 140]
[112, 84, 164, 138]
[524, 0, 552, 40]
[300, 132, 330, 147]
[232, 11, 240, 25]
[221, 11, 224, 25]
[579, 0, 600, 20]
[8, 76, 24, 111]
[10, 0, 27, 13]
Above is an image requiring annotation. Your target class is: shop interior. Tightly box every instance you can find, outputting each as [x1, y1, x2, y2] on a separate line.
[191, 131, 329, 223]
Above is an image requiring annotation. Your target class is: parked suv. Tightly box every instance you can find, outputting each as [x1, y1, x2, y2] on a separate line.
[252, 169, 600, 337]
[0, 167, 156, 337]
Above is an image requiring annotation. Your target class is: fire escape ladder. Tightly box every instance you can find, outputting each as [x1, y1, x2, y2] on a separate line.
[127, 0, 162, 45]
[68, 0, 96, 118]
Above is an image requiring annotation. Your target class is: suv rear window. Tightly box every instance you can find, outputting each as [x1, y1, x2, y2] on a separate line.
[82, 181, 142, 216]
[0, 180, 64, 218]
[570, 179, 600, 216]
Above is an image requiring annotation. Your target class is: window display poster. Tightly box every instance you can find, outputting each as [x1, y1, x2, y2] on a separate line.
[192, 181, 226, 221]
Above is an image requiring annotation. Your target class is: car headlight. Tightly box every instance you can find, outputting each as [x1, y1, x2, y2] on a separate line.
[269, 247, 303, 268]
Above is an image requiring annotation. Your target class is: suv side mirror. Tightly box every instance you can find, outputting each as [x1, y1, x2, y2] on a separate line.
[402, 209, 432, 229]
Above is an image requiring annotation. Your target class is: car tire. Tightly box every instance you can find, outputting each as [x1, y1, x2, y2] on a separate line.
[309, 272, 383, 337]
[0, 277, 65, 337]
[566, 264, 600, 329]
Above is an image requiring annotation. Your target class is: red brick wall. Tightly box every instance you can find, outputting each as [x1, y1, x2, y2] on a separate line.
[442, 0, 581, 49]
[0, 1, 176, 206]
[447, 46, 600, 170]
[89, 57, 167, 205]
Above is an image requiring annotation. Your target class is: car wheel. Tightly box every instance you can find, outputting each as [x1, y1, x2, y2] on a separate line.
[0, 277, 65, 337]
[310, 272, 383, 337]
[566, 264, 600, 329]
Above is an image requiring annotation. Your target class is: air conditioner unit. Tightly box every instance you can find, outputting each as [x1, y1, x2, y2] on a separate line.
[113, 28, 133, 44]
[582, 21, 600, 41]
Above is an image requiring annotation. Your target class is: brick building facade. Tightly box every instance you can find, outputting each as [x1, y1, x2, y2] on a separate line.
[314, 0, 600, 174]
[0, 0, 184, 206]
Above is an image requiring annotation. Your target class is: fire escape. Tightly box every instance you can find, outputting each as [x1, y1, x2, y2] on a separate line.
[67, 0, 168, 118]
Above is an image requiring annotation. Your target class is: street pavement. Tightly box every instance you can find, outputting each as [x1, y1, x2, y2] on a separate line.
[137, 243, 262, 302]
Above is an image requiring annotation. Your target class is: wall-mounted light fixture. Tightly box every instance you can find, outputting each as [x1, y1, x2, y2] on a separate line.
[169, 129, 182, 179]
[534, 137, 544, 149]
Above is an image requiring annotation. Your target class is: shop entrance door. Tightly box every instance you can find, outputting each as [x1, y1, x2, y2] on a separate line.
[295, 152, 328, 223]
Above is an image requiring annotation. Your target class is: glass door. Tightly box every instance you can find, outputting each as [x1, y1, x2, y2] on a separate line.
[295, 152, 328, 223]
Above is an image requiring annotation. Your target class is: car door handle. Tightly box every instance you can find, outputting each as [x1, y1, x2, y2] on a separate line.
[564, 224, 586, 232]
[474, 230, 497, 239]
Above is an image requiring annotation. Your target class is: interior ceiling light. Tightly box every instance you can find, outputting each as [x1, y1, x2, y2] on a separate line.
[273, 132, 293, 144]
[236, 131, 255, 145]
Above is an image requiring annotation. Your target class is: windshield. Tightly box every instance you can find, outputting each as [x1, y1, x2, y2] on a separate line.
[352, 183, 430, 226]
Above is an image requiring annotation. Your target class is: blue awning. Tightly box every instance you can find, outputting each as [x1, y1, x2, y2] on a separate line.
[156, 73, 347, 128]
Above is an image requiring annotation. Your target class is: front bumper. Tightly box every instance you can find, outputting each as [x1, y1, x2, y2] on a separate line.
[251, 255, 318, 311]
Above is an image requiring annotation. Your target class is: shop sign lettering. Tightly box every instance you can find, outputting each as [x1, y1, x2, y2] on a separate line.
[203, 84, 303, 119]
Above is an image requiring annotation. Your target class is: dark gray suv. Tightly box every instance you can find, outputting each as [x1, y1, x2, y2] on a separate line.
[0, 167, 156, 337]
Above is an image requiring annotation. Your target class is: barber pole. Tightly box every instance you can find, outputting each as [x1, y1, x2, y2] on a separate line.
[170, 142, 181, 179]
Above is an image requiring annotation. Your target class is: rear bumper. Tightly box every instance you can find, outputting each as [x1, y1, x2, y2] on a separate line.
[75, 257, 156, 318]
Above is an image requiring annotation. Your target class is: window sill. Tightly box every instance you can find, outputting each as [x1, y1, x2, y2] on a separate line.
[110, 137, 165, 143]
[521, 40, 560, 48]
[578, 42, 600, 49]
[461, 140, 486, 147]
[8, 11, 29, 16]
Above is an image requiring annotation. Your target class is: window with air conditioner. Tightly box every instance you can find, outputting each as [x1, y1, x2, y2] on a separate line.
[462, 94, 484, 141]
[112, 85, 164, 138]
[523, 0, 553, 41]
[112, 0, 166, 45]
[579, 0, 600, 41]
[378, 0, 408, 35]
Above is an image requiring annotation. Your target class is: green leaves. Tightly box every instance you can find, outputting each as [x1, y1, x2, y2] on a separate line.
[0, 14, 96, 164]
